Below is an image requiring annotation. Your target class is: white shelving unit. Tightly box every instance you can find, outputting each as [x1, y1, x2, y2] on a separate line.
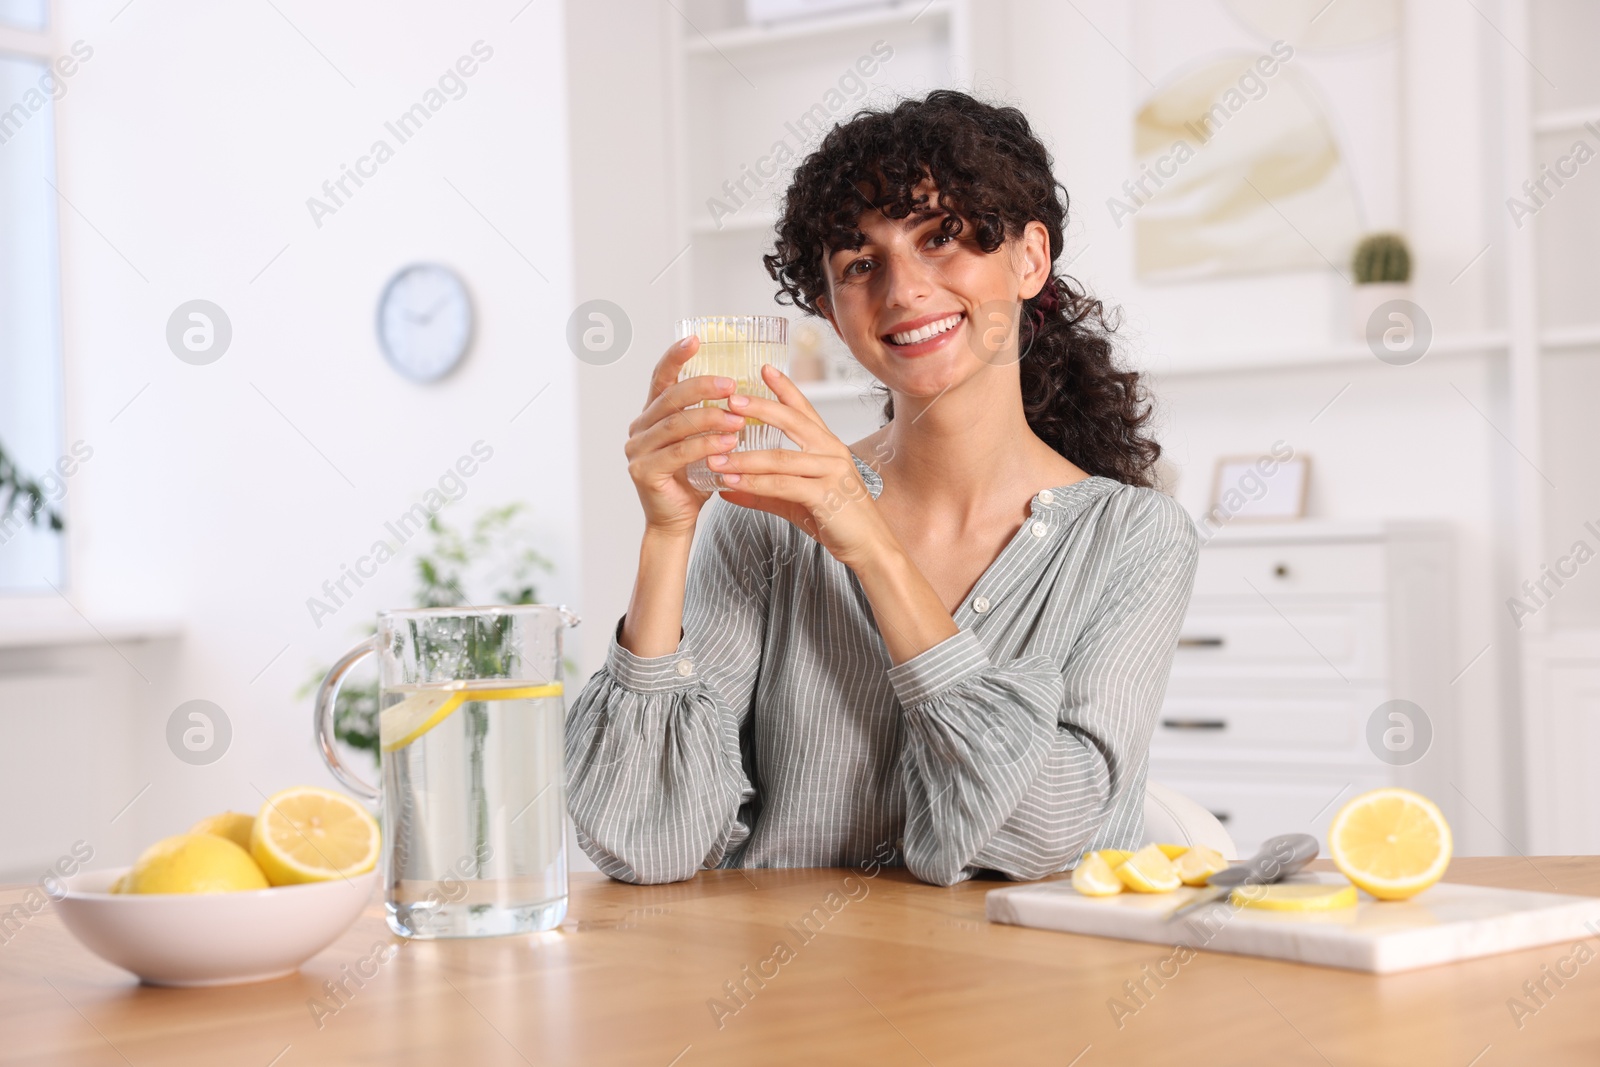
[665, 0, 971, 444]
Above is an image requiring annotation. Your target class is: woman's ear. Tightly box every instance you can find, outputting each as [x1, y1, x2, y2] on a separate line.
[1018, 220, 1052, 300]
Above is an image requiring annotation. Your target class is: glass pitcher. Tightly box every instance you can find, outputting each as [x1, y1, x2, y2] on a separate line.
[314, 605, 580, 938]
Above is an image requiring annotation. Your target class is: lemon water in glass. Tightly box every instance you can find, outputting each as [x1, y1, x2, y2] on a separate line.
[674, 315, 789, 492]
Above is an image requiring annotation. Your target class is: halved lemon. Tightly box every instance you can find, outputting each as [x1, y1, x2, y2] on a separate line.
[1174, 845, 1228, 886]
[1114, 844, 1182, 893]
[1071, 852, 1123, 896]
[1231, 882, 1358, 912]
[378, 682, 564, 752]
[251, 786, 381, 885]
[1328, 787, 1452, 901]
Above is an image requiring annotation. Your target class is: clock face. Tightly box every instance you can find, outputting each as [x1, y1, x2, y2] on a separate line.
[377, 264, 472, 382]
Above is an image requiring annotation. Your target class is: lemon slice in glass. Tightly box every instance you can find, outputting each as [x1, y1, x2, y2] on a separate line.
[378, 682, 564, 752]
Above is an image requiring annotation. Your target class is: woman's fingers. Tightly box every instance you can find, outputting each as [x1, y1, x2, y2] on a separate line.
[626, 404, 745, 461]
[758, 363, 825, 423]
[644, 336, 700, 404]
[705, 448, 843, 490]
[629, 429, 739, 482]
[633, 375, 736, 438]
[720, 365, 842, 453]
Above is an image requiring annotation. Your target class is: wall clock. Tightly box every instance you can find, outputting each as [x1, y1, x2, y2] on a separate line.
[376, 263, 473, 382]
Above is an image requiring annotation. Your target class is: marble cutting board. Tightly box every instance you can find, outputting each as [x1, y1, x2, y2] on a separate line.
[986, 872, 1600, 974]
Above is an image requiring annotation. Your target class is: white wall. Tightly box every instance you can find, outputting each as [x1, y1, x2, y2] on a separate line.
[9, 0, 579, 867]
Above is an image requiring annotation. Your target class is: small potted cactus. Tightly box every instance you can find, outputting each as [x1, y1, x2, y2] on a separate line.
[1350, 232, 1412, 339]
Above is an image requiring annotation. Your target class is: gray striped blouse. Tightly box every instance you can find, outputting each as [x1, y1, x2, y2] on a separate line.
[565, 453, 1200, 887]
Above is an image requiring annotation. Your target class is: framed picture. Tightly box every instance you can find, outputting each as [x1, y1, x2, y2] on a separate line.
[1207, 453, 1310, 523]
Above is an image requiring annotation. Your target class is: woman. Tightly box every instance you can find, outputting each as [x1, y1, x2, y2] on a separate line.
[565, 89, 1198, 887]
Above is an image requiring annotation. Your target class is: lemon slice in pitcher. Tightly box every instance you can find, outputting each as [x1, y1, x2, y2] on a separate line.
[378, 682, 564, 752]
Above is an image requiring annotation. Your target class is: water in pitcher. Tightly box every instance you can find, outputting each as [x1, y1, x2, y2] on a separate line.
[380, 682, 567, 938]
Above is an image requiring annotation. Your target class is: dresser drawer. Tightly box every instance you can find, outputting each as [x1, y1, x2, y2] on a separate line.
[1192, 541, 1385, 598]
[1170, 600, 1387, 682]
[1150, 688, 1383, 760]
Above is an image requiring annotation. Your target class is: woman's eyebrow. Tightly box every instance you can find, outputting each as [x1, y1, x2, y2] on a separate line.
[827, 210, 949, 258]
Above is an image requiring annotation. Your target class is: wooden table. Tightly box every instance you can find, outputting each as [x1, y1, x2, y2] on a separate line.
[4, 858, 1599, 1066]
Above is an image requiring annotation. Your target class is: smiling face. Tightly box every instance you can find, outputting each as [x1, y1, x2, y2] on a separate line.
[815, 179, 1052, 405]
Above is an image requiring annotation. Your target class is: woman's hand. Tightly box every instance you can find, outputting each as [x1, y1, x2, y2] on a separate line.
[625, 337, 746, 537]
[710, 364, 896, 572]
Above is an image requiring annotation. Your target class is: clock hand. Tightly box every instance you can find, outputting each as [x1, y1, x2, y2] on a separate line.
[415, 296, 452, 325]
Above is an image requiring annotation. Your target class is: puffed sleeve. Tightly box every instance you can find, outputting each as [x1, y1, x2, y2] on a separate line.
[892, 490, 1199, 886]
[564, 498, 776, 884]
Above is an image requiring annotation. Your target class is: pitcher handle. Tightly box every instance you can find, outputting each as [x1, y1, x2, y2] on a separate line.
[314, 636, 381, 801]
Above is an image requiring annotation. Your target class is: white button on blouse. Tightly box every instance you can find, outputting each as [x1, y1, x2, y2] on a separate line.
[1031, 521, 1048, 537]
[1037, 489, 1055, 505]
[972, 596, 991, 614]
[676, 660, 695, 676]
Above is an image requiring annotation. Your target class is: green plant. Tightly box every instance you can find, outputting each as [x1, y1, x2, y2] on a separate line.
[0, 438, 63, 533]
[302, 503, 570, 764]
[1352, 232, 1411, 284]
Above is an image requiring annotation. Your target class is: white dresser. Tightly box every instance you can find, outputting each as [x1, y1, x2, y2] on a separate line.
[1151, 520, 1456, 857]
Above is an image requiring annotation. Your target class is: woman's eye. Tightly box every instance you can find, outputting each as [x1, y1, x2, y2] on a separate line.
[843, 259, 873, 278]
[927, 233, 954, 249]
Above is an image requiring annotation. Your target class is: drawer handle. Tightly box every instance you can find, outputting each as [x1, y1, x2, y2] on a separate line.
[1273, 563, 1291, 579]
[1177, 636, 1224, 649]
[1160, 718, 1227, 731]
[1210, 811, 1231, 824]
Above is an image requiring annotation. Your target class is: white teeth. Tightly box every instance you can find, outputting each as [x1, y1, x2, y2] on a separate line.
[888, 313, 961, 346]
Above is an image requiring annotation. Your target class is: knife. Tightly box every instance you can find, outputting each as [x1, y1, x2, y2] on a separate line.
[1163, 833, 1321, 921]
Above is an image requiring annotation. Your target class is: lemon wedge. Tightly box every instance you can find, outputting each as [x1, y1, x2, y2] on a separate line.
[123, 833, 269, 894]
[1115, 844, 1182, 893]
[189, 811, 255, 851]
[1095, 849, 1133, 868]
[1174, 845, 1228, 886]
[1156, 843, 1188, 860]
[251, 786, 381, 886]
[1231, 882, 1359, 912]
[1328, 787, 1452, 901]
[1071, 852, 1124, 896]
[378, 682, 563, 752]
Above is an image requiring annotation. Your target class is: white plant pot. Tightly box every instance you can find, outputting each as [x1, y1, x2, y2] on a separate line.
[1350, 282, 1412, 341]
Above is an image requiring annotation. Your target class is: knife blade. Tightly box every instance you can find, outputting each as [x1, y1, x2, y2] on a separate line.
[1163, 833, 1320, 921]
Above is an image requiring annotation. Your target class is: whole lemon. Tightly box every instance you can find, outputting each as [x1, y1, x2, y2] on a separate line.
[189, 811, 255, 851]
[124, 833, 270, 894]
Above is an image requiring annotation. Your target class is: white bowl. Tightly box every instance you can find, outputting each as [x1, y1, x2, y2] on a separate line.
[54, 867, 379, 987]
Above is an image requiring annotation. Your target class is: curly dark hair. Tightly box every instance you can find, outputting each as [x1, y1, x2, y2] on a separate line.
[762, 88, 1162, 488]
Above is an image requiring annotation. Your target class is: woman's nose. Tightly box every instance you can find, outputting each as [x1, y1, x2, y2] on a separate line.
[881, 247, 938, 308]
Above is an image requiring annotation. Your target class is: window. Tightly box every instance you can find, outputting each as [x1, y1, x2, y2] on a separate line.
[0, 11, 67, 592]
